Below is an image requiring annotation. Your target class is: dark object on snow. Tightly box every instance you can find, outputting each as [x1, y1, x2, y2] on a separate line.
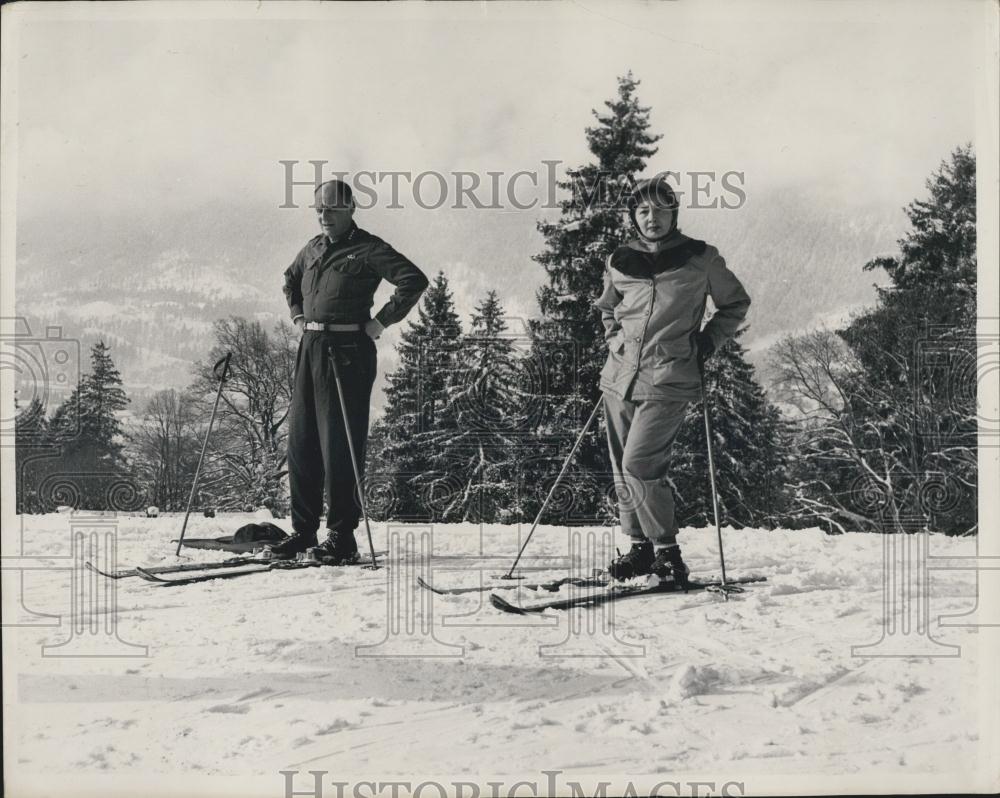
[175, 521, 288, 553]
[231, 522, 288, 545]
[203, 509, 216, 518]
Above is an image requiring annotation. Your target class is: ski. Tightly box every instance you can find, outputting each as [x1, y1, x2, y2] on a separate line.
[489, 575, 767, 614]
[84, 557, 267, 580]
[90, 550, 389, 580]
[416, 574, 609, 596]
[135, 561, 311, 585]
[134, 554, 386, 586]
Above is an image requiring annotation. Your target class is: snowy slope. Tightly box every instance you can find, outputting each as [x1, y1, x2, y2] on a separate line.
[3, 514, 996, 797]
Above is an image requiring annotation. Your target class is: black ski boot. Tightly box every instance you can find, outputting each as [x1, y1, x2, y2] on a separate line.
[607, 539, 655, 580]
[652, 544, 691, 588]
[307, 528, 359, 565]
[263, 530, 318, 561]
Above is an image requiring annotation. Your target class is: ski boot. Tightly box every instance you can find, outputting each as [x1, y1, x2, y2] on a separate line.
[651, 544, 691, 589]
[262, 530, 318, 561]
[306, 529, 359, 566]
[607, 539, 655, 580]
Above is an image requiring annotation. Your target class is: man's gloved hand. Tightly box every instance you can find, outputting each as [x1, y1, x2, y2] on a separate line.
[364, 318, 385, 340]
[294, 317, 305, 333]
[692, 330, 716, 368]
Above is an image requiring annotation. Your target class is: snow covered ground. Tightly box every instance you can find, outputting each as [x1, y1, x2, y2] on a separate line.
[3, 513, 998, 797]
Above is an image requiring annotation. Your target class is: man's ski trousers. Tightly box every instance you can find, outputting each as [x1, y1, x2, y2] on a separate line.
[288, 330, 377, 536]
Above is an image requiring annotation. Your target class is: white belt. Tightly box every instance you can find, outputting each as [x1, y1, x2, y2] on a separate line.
[303, 322, 362, 332]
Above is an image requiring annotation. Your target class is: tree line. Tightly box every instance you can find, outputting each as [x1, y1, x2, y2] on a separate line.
[14, 321, 298, 517]
[15, 74, 977, 535]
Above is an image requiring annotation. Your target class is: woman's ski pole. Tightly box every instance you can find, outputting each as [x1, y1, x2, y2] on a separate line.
[700, 374, 743, 599]
[501, 396, 604, 580]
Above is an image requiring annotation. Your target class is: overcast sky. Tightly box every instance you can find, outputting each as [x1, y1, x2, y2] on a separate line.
[10, 0, 983, 220]
[3, 0, 992, 407]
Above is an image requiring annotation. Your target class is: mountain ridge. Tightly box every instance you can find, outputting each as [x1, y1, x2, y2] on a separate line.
[15, 190, 902, 415]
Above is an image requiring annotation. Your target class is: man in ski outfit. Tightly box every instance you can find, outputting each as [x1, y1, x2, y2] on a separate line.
[595, 175, 751, 583]
[270, 179, 429, 563]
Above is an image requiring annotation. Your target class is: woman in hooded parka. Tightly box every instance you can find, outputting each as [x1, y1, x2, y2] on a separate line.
[595, 175, 751, 584]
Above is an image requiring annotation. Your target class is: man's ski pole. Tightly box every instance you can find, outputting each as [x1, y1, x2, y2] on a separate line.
[501, 396, 603, 580]
[176, 352, 231, 556]
[700, 374, 743, 600]
[329, 346, 379, 570]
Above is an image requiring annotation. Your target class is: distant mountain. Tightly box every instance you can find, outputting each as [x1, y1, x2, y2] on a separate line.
[15, 188, 904, 416]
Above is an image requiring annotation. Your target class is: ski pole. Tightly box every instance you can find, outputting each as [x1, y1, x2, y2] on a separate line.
[329, 346, 379, 571]
[176, 352, 231, 556]
[700, 374, 743, 600]
[501, 396, 603, 580]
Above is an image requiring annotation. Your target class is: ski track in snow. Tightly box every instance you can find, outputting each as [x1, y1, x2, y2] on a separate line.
[5, 513, 986, 782]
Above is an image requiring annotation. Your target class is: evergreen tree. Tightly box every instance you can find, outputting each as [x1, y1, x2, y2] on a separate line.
[671, 330, 791, 529]
[50, 341, 129, 467]
[363, 415, 392, 520]
[775, 146, 977, 535]
[379, 271, 463, 518]
[14, 396, 53, 513]
[431, 290, 526, 522]
[456, 290, 522, 434]
[524, 72, 661, 521]
[14, 396, 48, 442]
[47, 341, 131, 509]
[837, 145, 977, 534]
[844, 145, 976, 386]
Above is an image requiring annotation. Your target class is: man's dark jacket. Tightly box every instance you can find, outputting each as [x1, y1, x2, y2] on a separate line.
[283, 225, 428, 326]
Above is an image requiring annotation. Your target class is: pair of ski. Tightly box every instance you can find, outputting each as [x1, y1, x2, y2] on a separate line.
[418, 573, 767, 613]
[88, 553, 766, 605]
[85, 552, 386, 586]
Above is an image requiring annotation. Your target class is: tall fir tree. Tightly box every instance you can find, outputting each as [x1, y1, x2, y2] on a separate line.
[430, 290, 526, 521]
[47, 341, 131, 509]
[843, 144, 976, 386]
[379, 271, 463, 518]
[774, 146, 977, 535]
[524, 72, 661, 522]
[837, 145, 976, 534]
[50, 341, 129, 465]
[14, 396, 53, 513]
